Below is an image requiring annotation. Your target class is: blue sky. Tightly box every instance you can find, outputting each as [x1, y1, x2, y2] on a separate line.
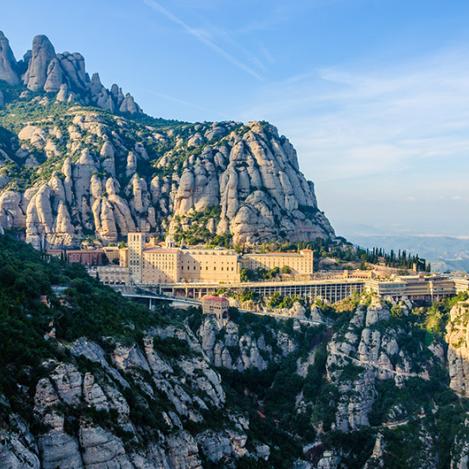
[3, 0, 469, 237]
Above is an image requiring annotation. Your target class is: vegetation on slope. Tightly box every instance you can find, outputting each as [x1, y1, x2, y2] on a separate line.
[0, 233, 466, 467]
[0, 233, 170, 416]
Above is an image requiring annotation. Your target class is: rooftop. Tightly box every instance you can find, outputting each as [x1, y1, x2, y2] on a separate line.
[202, 295, 229, 303]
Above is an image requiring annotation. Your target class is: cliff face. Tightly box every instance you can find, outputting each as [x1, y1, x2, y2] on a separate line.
[3, 299, 468, 468]
[2, 332, 235, 469]
[196, 300, 469, 468]
[446, 300, 469, 397]
[0, 32, 334, 248]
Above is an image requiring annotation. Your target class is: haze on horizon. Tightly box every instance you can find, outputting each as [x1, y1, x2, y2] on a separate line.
[2, 0, 469, 238]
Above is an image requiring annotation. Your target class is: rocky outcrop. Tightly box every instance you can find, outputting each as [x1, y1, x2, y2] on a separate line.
[0, 31, 20, 85]
[446, 300, 469, 396]
[326, 298, 433, 433]
[23, 35, 56, 92]
[198, 314, 297, 371]
[0, 32, 334, 248]
[0, 250, 467, 469]
[0, 108, 335, 248]
[0, 323, 254, 468]
[0, 32, 142, 114]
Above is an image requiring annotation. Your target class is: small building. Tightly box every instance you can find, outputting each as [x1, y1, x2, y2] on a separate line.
[201, 295, 229, 320]
[40, 295, 50, 307]
[95, 265, 130, 285]
[47, 248, 105, 266]
[66, 249, 105, 266]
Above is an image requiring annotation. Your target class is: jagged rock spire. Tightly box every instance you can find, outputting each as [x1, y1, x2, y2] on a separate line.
[0, 31, 20, 85]
[23, 34, 56, 91]
[0, 31, 143, 115]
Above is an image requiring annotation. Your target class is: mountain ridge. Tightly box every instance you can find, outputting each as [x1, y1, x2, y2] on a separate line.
[0, 32, 335, 249]
[0, 31, 142, 115]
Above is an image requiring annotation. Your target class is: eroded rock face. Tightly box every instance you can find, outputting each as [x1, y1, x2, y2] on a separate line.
[0, 323, 254, 468]
[4, 32, 142, 114]
[24, 35, 56, 92]
[446, 301, 469, 396]
[0, 31, 20, 85]
[326, 299, 435, 433]
[1, 290, 468, 468]
[0, 32, 334, 248]
[0, 112, 334, 248]
[197, 314, 297, 371]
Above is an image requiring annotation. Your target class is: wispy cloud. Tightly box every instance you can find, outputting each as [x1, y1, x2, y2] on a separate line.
[144, 89, 229, 120]
[238, 46, 469, 183]
[143, 0, 263, 80]
[235, 46, 469, 235]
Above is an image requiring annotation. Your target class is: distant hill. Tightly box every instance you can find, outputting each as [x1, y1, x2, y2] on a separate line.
[350, 234, 469, 272]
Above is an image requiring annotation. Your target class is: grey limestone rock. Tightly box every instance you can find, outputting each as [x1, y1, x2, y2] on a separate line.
[0, 31, 20, 85]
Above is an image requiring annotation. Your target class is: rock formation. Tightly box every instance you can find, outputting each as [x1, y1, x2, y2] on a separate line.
[0, 31, 142, 114]
[0, 31, 20, 85]
[446, 300, 469, 396]
[0, 233, 468, 468]
[24, 34, 56, 91]
[0, 32, 334, 248]
[0, 111, 334, 248]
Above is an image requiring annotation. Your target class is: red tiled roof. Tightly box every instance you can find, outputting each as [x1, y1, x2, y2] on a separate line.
[202, 295, 229, 303]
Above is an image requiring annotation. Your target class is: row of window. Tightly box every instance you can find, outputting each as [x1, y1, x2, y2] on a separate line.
[180, 265, 235, 271]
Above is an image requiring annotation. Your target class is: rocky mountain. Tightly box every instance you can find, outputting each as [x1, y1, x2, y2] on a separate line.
[0, 32, 334, 248]
[0, 31, 141, 114]
[0, 235, 467, 468]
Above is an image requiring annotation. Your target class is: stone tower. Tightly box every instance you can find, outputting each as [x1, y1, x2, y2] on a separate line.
[128, 232, 145, 284]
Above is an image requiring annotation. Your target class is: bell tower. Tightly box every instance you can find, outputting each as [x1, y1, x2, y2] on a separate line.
[128, 232, 145, 284]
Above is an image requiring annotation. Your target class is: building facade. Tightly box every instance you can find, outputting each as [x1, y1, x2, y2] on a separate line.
[47, 248, 105, 266]
[95, 265, 130, 285]
[241, 250, 314, 276]
[178, 248, 240, 283]
[201, 295, 230, 320]
[142, 248, 179, 284]
[366, 274, 457, 302]
[125, 233, 241, 284]
[128, 232, 145, 284]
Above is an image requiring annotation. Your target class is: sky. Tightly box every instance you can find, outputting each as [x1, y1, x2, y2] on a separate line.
[2, 0, 469, 238]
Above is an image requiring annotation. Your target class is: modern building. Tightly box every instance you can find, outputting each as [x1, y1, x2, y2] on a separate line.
[366, 274, 457, 302]
[161, 278, 366, 303]
[453, 276, 469, 294]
